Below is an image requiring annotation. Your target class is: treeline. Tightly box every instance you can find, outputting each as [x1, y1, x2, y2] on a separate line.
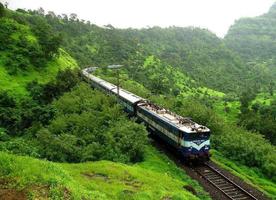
[1, 3, 275, 94]
[3, 4, 270, 94]
[0, 69, 148, 163]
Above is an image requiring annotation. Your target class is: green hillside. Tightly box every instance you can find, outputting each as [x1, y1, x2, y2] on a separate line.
[0, 49, 78, 96]
[225, 3, 276, 145]
[0, 7, 78, 96]
[35, 9, 253, 93]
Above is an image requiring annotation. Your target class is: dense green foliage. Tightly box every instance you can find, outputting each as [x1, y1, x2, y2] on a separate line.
[0, 2, 5, 18]
[0, 68, 148, 163]
[0, 7, 62, 74]
[226, 3, 276, 63]
[2, 4, 274, 94]
[239, 98, 276, 145]
[224, 3, 276, 145]
[36, 83, 148, 163]
[0, 69, 80, 136]
[11, 7, 256, 93]
[0, 18, 42, 73]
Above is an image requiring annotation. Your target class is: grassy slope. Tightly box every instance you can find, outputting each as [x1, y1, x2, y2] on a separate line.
[0, 146, 210, 200]
[0, 49, 78, 97]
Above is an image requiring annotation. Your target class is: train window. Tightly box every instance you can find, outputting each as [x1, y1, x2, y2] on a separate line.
[188, 132, 210, 140]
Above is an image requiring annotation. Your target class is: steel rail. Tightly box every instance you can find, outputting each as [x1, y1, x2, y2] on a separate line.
[197, 162, 258, 200]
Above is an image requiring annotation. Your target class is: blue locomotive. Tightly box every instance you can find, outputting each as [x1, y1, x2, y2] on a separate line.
[82, 68, 211, 161]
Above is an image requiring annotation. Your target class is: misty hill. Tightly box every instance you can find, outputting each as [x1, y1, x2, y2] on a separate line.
[225, 3, 276, 62]
[225, 3, 276, 84]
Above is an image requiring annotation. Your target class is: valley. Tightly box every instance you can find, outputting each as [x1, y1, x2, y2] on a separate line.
[0, 2, 275, 200]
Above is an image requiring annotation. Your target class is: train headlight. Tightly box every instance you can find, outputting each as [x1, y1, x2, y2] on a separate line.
[204, 146, 209, 150]
[188, 147, 192, 151]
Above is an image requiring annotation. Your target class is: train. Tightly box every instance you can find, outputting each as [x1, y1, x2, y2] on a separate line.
[82, 67, 211, 161]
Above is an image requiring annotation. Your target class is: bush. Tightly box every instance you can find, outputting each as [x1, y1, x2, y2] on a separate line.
[28, 69, 81, 104]
[0, 91, 54, 136]
[0, 137, 40, 157]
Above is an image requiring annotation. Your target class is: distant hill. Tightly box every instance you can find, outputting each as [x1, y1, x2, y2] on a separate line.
[3, 4, 276, 95]
[119, 27, 250, 93]
[225, 3, 276, 87]
[56, 23, 250, 93]
[3, 6, 268, 94]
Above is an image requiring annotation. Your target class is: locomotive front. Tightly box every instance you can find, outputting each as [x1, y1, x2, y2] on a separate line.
[180, 127, 211, 162]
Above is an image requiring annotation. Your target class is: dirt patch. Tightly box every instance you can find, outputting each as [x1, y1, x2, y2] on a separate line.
[63, 187, 71, 200]
[0, 189, 27, 200]
[29, 185, 49, 199]
[183, 185, 197, 196]
[123, 179, 143, 188]
[82, 172, 109, 181]
[0, 178, 27, 200]
[121, 171, 143, 189]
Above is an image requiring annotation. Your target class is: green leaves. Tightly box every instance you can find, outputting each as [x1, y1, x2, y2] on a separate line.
[35, 83, 148, 163]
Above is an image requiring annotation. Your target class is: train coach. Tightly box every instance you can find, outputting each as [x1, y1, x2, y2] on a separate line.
[82, 67, 211, 161]
[82, 68, 144, 115]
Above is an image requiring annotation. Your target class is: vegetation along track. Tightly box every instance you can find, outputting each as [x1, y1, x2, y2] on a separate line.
[195, 162, 258, 200]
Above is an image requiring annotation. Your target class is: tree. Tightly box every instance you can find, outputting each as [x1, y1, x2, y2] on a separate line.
[69, 13, 77, 21]
[0, 2, 5, 17]
[269, 82, 274, 96]
[28, 69, 81, 104]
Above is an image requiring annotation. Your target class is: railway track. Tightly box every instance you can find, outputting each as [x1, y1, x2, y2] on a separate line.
[195, 162, 259, 200]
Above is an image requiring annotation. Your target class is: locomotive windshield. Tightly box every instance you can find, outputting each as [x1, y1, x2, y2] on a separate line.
[187, 132, 210, 140]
